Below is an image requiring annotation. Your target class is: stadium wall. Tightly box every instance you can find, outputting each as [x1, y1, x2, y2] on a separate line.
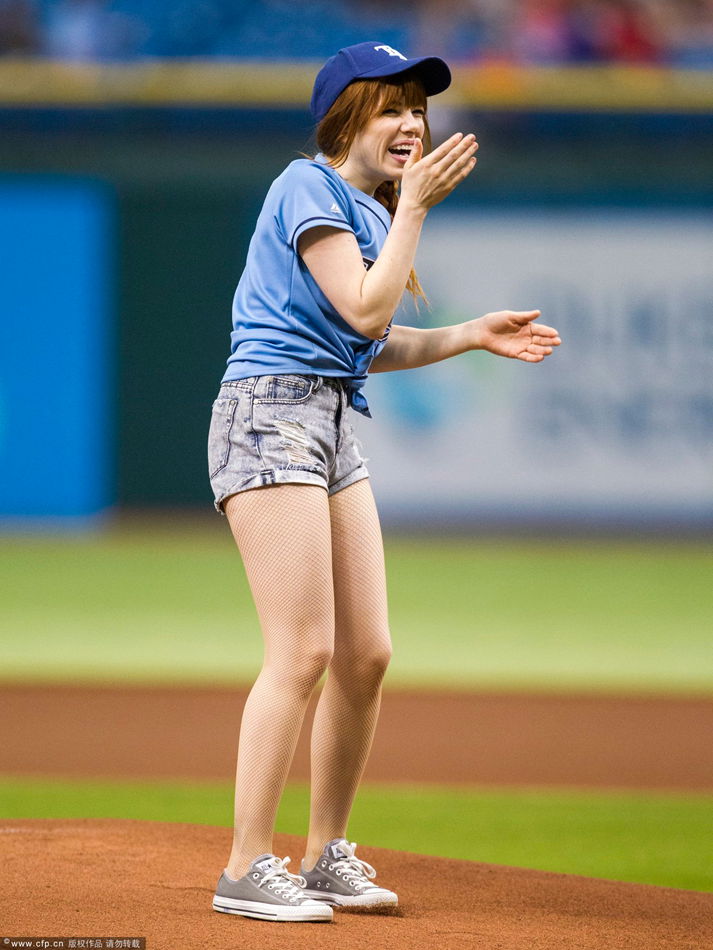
[1, 94, 712, 528]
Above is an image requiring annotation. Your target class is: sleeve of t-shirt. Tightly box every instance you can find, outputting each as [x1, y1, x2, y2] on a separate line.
[275, 161, 355, 250]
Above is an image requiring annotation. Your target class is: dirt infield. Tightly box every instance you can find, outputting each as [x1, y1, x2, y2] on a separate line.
[4, 687, 713, 948]
[3, 819, 712, 950]
[2, 684, 712, 789]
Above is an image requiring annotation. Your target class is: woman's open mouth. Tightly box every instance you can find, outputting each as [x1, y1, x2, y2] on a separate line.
[388, 145, 413, 164]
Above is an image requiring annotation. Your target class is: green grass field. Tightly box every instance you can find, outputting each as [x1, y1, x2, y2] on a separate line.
[2, 526, 711, 895]
[1, 777, 711, 893]
[2, 526, 712, 691]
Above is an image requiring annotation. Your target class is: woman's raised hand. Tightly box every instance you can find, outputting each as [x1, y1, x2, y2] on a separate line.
[474, 310, 562, 362]
[399, 133, 478, 212]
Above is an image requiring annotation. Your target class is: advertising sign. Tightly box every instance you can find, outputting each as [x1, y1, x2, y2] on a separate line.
[0, 179, 113, 523]
[357, 210, 713, 527]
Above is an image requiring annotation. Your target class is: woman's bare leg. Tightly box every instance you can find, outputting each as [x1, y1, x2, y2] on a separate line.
[223, 484, 335, 878]
[303, 478, 392, 868]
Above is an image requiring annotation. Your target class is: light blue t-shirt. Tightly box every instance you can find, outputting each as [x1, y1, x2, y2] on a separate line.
[222, 154, 392, 416]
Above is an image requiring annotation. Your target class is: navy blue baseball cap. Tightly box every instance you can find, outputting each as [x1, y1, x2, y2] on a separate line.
[311, 41, 451, 123]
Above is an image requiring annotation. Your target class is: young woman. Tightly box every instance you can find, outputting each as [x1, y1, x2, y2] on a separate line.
[208, 42, 561, 924]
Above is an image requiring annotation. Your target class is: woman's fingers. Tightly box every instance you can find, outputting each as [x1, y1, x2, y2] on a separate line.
[423, 133, 477, 171]
[403, 137, 423, 170]
[530, 324, 561, 342]
[454, 148, 478, 182]
[401, 133, 478, 209]
[419, 136, 477, 198]
[432, 134, 478, 173]
[508, 310, 542, 329]
[426, 131, 466, 163]
[509, 312, 561, 340]
[441, 141, 478, 190]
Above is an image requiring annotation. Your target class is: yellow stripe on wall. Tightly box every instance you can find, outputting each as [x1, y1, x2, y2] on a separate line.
[0, 59, 712, 112]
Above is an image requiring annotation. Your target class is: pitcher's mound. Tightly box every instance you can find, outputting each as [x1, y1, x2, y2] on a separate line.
[3, 819, 711, 950]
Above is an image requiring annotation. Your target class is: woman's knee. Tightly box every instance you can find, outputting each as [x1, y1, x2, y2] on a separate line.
[333, 632, 392, 684]
[305, 640, 335, 679]
[269, 636, 334, 692]
[370, 637, 393, 676]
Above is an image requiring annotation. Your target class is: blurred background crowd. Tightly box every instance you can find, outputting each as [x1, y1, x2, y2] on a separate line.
[2, 0, 713, 66]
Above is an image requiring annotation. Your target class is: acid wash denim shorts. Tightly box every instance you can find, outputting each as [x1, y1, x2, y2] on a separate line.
[207, 374, 369, 513]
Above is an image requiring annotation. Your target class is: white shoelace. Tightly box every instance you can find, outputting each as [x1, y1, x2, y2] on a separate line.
[329, 841, 379, 892]
[259, 856, 307, 900]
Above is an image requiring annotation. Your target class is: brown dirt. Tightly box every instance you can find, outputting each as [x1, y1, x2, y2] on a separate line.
[2, 684, 712, 789]
[4, 687, 712, 948]
[2, 819, 712, 950]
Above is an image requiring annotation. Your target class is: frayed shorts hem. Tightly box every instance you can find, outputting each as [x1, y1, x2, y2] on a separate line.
[213, 464, 369, 514]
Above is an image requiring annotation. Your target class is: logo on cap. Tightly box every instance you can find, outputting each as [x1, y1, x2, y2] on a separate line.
[373, 45, 407, 60]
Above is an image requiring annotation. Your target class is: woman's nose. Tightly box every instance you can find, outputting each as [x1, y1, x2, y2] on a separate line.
[401, 111, 420, 132]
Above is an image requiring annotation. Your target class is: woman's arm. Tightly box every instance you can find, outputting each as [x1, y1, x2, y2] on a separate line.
[298, 134, 477, 340]
[370, 310, 561, 373]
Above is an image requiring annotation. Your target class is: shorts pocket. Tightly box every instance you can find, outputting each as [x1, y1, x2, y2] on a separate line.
[253, 374, 314, 404]
[208, 396, 240, 479]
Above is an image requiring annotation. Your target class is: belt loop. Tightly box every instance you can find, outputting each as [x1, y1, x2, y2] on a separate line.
[313, 375, 323, 393]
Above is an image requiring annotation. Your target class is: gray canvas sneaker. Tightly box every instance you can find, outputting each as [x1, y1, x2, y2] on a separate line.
[301, 839, 398, 908]
[213, 853, 333, 922]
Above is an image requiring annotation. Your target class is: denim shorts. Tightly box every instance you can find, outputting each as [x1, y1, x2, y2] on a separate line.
[207, 374, 369, 513]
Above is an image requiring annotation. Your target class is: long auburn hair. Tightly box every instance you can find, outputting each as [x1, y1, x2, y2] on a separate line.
[315, 75, 431, 305]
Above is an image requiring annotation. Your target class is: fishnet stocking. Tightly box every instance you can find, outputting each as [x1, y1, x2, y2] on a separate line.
[224, 484, 335, 878]
[305, 478, 391, 868]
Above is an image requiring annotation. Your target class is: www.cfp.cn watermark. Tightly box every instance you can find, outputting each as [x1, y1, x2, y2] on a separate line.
[2, 940, 146, 949]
